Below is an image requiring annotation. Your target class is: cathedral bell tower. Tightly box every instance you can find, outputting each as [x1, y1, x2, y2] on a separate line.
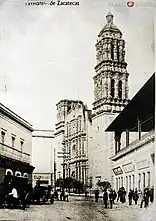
[93, 12, 129, 116]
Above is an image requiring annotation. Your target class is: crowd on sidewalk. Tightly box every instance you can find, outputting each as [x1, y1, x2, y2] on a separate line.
[93, 186, 154, 210]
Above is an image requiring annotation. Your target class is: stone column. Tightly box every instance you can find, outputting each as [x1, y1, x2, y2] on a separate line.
[108, 40, 111, 60]
[102, 76, 106, 98]
[119, 40, 123, 62]
[104, 75, 108, 98]
[114, 74, 119, 98]
[107, 74, 111, 98]
[122, 79, 126, 100]
[114, 40, 118, 61]
[125, 76, 129, 99]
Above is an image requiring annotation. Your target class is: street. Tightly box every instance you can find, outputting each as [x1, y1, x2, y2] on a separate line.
[0, 196, 111, 221]
[0, 196, 147, 221]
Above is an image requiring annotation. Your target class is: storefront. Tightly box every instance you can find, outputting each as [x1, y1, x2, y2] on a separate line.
[0, 155, 35, 184]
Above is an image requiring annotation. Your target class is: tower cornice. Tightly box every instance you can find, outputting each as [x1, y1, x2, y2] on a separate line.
[94, 60, 127, 72]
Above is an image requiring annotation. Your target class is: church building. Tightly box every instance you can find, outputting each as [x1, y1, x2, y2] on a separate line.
[88, 12, 130, 189]
[54, 100, 92, 187]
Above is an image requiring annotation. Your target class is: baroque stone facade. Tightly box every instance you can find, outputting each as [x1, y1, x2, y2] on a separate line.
[89, 12, 130, 189]
[54, 100, 92, 186]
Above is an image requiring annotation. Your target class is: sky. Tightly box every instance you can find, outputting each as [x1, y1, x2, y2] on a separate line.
[0, 0, 155, 130]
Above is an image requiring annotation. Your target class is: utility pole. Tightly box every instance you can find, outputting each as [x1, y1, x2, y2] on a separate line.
[54, 148, 56, 191]
[57, 147, 70, 190]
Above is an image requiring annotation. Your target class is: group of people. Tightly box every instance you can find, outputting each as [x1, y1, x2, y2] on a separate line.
[53, 189, 69, 202]
[94, 186, 154, 209]
[94, 188, 117, 209]
[128, 186, 154, 208]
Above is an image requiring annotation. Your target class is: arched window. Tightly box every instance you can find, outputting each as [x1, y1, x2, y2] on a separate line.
[118, 80, 122, 99]
[111, 44, 114, 60]
[111, 79, 115, 97]
[117, 45, 120, 61]
[6, 169, 13, 176]
[23, 173, 28, 178]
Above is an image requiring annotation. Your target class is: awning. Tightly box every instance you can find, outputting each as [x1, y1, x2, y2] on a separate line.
[105, 73, 155, 133]
[0, 155, 35, 174]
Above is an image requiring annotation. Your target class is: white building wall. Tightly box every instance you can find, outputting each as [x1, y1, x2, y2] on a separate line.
[112, 134, 154, 193]
[32, 130, 54, 173]
[0, 112, 32, 164]
[54, 132, 64, 179]
[89, 112, 117, 189]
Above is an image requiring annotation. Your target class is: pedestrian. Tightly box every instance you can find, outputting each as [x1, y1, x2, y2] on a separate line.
[61, 189, 65, 201]
[117, 188, 121, 202]
[109, 189, 114, 209]
[112, 190, 117, 204]
[138, 189, 142, 203]
[144, 187, 150, 208]
[65, 190, 69, 202]
[133, 188, 139, 205]
[121, 187, 126, 203]
[58, 189, 61, 200]
[54, 190, 58, 200]
[8, 185, 18, 208]
[149, 186, 154, 203]
[140, 190, 145, 208]
[94, 190, 99, 203]
[34, 181, 41, 204]
[19, 186, 26, 210]
[103, 189, 108, 209]
[128, 189, 133, 205]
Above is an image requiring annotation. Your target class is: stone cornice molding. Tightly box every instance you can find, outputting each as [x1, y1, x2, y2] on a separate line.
[0, 104, 33, 132]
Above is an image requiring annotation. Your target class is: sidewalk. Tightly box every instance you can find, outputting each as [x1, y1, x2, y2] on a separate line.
[105, 201, 145, 221]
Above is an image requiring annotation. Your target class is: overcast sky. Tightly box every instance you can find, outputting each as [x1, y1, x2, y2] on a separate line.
[0, 0, 155, 129]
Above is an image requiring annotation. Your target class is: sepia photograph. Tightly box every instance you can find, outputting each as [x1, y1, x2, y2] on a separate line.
[0, 0, 155, 220]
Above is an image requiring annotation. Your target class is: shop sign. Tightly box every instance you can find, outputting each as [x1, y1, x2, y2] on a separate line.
[33, 174, 50, 180]
[136, 159, 150, 170]
[122, 163, 135, 173]
[113, 166, 123, 175]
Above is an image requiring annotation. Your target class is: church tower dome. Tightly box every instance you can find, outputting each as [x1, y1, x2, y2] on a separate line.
[99, 12, 122, 36]
[93, 12, 129, 116]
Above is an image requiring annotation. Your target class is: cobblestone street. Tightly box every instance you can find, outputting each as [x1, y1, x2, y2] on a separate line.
[0, 196, 150, 221]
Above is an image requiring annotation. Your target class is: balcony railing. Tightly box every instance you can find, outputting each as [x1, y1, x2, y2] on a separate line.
[0, 143, 30, 164]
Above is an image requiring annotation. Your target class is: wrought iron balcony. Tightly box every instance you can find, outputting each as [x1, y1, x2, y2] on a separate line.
[0, 142, 30, 164]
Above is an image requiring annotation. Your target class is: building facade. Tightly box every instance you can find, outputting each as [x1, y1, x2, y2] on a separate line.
[32, 130, 55, 187]
[54, 100, 92, 186]
[89, 12, 129, 188]
[0, 102, 34, 184]
[106, 74, 155, 192]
